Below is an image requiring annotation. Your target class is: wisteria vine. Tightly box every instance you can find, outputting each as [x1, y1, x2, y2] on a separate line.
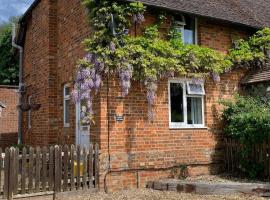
[72, 0, 270, 123]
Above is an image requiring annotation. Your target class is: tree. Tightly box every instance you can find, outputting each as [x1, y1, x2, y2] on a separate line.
[0, 17, 20, 85]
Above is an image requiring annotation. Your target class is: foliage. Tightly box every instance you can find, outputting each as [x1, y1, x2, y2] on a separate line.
[221, 95, 270, 177]
[227, 27, 270, 68]
[170, 165, 188, 179]
[0, 17, 20, 85]
[74, 0, 270, 123]
[221, 95, 270, 145]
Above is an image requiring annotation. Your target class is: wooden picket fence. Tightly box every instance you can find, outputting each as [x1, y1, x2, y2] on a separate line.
[0, 144, 99, 199]
[224, 138, 270, 177]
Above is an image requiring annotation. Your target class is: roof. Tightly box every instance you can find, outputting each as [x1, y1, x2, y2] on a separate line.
[127, 0, 270, 28]
[20, 0, 270, 29]
[242, 62, 270, 84]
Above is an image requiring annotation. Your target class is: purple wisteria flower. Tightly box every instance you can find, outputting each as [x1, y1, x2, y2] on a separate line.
[191, 77, 204, 85]
[119, 64, 133, 96]
[72, 53, 104, 124]
[133, 13, 145, 24]
[212, 72, 221, 83]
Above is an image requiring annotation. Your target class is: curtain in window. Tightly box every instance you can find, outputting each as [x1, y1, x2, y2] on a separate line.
[188, 97, 202, 124]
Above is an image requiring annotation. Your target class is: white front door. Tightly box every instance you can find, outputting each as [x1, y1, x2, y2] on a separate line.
[76, 101, 90, 149]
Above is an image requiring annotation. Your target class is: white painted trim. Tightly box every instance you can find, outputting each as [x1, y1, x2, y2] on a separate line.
[168, 79, 205, 129]
[63, 84, 70, 128]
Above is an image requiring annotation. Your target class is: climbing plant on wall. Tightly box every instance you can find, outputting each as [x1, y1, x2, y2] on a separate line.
[72, 0, 270, 123]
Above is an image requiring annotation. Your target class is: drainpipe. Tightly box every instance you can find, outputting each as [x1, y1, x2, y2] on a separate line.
[12, 23, 24, 145]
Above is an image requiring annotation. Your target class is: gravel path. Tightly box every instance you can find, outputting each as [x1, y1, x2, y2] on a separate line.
[186, 175, 269, 184]
[83, 189, 265, 200]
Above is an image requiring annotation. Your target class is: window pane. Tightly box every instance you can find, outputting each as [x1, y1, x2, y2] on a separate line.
[187, 83, 204, 95]
[184, 16, 195, 44]
[65, 99, 70, 124]
[187, 97, 203, 124]
[65, 87, 70, 96]
[170, 83, 184, 122]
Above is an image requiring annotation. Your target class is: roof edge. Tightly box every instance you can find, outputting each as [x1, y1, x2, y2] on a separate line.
[19, 0, 263, 29]
[19, 0, 40, 24]
[124, 0, 263, 29]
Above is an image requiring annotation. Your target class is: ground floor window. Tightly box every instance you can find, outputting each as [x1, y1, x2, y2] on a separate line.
[168, 79, 205, 128]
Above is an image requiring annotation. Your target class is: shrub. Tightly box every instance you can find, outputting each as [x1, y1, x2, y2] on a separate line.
[221, 95, 270, 145]
[221, 95, 270, 177]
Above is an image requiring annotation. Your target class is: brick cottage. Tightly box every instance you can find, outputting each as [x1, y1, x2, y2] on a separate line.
[16, 0, 270, 191]
[0, 85, 18, 148]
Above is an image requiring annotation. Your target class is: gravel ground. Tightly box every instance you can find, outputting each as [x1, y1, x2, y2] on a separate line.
[83, 189, 265, 200]
[186, 174, 269, 184]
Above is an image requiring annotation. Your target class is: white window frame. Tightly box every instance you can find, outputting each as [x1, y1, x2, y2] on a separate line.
[186, 80, 205, 95]
[28, 96, 32, 130]
[63, 84, 70, 127]
[168, 79, 205, 129]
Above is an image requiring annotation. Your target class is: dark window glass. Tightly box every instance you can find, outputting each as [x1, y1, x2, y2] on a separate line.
[170, 83, 184, 122]
[184, 16, 195, 44]
[64, 99, 70, 124]
[65, 87, 70, 96]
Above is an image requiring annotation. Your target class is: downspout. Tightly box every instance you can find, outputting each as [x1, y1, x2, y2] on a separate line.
[12, 23, 24, 145]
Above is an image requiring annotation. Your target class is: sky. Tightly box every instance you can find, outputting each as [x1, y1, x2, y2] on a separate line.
[0, 0, 34, 24]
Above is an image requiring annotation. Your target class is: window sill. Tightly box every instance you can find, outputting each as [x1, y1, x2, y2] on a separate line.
[64, 124, 70, 128]
[169, 126, 208, 130]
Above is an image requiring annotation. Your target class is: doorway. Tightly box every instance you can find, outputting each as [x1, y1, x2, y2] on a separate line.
[75, 101, 90, 149]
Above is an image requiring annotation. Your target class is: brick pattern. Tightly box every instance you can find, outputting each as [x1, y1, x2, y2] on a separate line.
[0, 86, 18, 148]
[22, 0, 251, 191]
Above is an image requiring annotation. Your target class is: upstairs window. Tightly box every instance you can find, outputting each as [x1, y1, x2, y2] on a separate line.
[173, 15, 197, 44]
[169, 79, 205, 128]
[63, 85, 70, 127]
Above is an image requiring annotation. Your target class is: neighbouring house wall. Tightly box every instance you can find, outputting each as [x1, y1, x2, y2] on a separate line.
[21, 0, 252, 191]
[0, 86, 18, 148]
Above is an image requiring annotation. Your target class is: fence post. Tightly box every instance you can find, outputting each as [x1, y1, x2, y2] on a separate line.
[94, 144, 99, 189]
[4, 148, 10, 199]
[8, 147, 15, 200]
[88, 144, 93, 188]
[54, 145, 60, 193]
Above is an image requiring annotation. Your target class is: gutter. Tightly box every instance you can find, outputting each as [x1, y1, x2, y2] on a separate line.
[12, 23, 24, 145]
[19, 0, 40, 24]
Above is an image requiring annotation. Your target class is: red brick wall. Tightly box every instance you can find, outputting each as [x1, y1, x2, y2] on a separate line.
[54, 0, 90, 145]
[22, 0, 60, 146]
[0, 86, 18, 148]
[21, 0, 252, 191]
